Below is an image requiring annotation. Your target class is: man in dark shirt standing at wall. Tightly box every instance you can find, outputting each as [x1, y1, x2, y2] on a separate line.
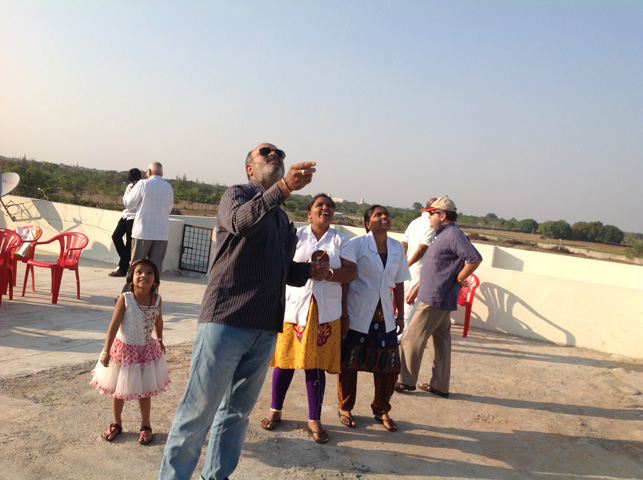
[159, 143, 327, 480]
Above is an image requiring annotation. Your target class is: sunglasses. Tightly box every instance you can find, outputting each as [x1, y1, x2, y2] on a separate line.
[258, 147, 286, 160]
[429, 210, 442, 216]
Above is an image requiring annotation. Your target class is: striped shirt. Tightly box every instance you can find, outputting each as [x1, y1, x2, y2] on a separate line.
[197, 179, 310, 331]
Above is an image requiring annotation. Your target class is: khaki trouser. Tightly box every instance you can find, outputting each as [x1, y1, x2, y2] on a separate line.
[398, 302, 452, 393]
[131, 238, 168, 274]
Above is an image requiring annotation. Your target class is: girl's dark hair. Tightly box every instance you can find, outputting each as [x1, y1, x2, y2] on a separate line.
[126, 259, 160, 293]
[128, 168, 142, 184]
[307, 194, 335, 212]
[363, 204, 387, 233]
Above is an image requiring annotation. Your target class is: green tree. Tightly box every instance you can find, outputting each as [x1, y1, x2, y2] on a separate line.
[412, 202, 423, 210]
[600, 225, 624, 244]
[538, 220, 572, 239]
[503, 219, 517, 231]
[516, 218, 539, 233]
[571, 221, 603, 242]
[630, 240, 643, 257]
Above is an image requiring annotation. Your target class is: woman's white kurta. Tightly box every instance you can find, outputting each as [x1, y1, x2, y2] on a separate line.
[284, 225, 356, 326]
[347, 232, 411, 334]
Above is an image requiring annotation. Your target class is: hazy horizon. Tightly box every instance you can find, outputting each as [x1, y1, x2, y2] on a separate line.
[2, 1, 641, 232]
[3, 152, 640, 236]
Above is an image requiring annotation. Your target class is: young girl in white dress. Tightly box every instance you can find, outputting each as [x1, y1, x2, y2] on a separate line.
[90, 259, 170, 445]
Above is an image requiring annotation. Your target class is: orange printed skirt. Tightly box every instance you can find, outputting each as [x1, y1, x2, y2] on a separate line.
[270, 299, 342, 374]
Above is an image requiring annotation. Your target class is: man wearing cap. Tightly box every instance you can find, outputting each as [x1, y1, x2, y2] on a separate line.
[395, 195, 482, 397]
[159, 143, 328, 480]
[399, 197, 437, 338]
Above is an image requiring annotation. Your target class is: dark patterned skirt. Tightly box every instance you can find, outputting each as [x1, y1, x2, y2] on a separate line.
[340, 306, 400, 375]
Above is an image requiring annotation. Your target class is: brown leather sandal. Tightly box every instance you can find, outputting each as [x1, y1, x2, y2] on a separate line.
[337, 411, 356, 428]
[307, 421, 329, 444]
[260, 411, 282, 430]
[375, 415, 397, 432]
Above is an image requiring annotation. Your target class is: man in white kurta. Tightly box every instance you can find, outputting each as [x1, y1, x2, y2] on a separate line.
[399, 198, 436, 337]
[124, 162, 174, 275]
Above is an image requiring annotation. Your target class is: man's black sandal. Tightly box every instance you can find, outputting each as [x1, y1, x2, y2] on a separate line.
[394, 383, 416, 393]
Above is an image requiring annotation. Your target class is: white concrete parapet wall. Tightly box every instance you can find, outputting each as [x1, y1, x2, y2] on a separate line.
[2, 195, 188, 271]
[2, 195, 641, 359]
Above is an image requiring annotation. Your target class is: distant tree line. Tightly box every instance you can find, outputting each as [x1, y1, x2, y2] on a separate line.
[0, 155, 630, 247]
[452, 212, 624, 245]
[1, 156, 228, 209]
[537, 220, 624, 244]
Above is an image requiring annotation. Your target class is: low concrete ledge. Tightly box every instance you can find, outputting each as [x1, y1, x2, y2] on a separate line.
[2, 195, 642, 360]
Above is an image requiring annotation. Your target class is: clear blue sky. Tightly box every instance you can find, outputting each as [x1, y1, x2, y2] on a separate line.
[2, 1, 642, 233]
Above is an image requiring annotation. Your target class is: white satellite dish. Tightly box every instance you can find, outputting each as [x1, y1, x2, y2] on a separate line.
[1, 172, 21, 220]
[1, 172, 20, 196]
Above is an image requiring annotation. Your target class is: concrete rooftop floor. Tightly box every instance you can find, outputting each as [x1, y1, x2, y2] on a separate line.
[1, 259, 642, 479]
[0, 257, 206, 377]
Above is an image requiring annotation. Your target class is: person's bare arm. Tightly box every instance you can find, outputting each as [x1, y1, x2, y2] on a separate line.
[276, 162, 317, 198]
[324, 257, 357, 283]
[394, 282, 405, 335]
[407, 244, 428, 267]
[406, 282, 420, 305]
[100, 295, 126, 367]
[456, 259, 482, 286]
[155, 296, 165, 354]
[341, 283, 350, 334]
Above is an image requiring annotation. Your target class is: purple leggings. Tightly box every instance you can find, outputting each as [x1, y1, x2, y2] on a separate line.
[270, 367, 326, 421]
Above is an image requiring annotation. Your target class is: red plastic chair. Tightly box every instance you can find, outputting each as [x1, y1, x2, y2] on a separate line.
[457, 274, 480, 338]
[0, 228, 22, 306]
[11, 225, 43, 286]
[22, 232, 89, 304]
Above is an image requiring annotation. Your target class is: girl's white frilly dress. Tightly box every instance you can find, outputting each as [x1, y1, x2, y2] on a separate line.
[90, 292, 170, 400]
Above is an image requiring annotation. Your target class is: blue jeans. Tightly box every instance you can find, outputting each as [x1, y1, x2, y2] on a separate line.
[158, 322, 277, 480]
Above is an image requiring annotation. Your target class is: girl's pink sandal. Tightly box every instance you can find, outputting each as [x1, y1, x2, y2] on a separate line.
[102, 423, 122, 442]
[139, 426, 153, 445]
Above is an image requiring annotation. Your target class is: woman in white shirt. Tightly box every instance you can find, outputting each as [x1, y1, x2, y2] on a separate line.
[337, 205, 410, 432]
[260, 194, 357, 443]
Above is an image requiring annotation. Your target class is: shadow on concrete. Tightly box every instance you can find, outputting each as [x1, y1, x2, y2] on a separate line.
[33, 200, 64, 231]
[457, 392, 640, 421]
[242, 425, 643, 479]
[477, 283, 575, 346]
[454, 338, 643, 373]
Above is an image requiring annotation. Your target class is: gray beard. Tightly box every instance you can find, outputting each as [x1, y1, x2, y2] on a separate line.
[255, 163, 284, 187]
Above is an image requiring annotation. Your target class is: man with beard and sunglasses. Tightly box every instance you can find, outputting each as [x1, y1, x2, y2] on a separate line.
[160, 143, 329, 480]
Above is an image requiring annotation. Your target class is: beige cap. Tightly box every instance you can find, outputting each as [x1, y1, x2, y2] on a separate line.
[427, 195, 457, 212]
